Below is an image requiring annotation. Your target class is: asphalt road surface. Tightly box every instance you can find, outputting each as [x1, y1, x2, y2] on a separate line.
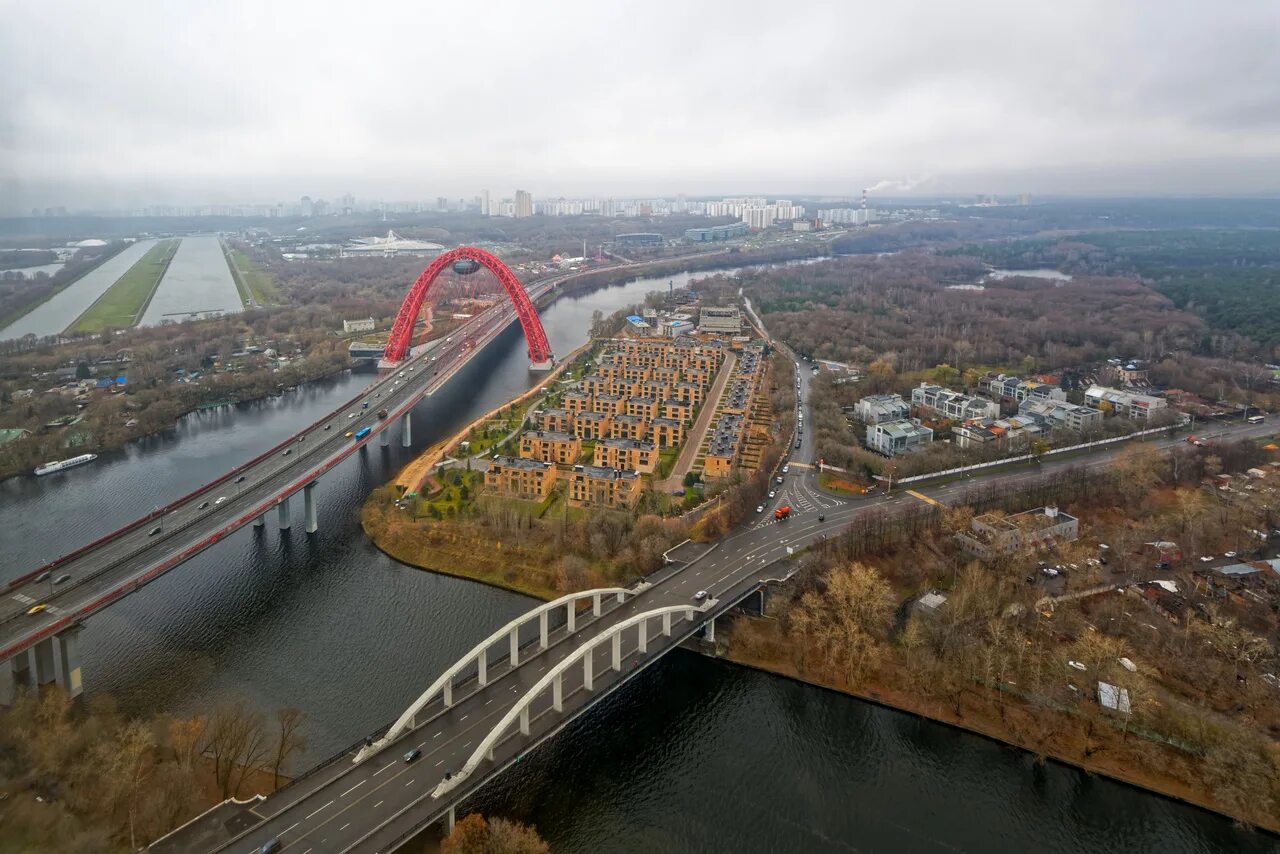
[205, 374, 1277, 853]
[0, 280, 559, 661]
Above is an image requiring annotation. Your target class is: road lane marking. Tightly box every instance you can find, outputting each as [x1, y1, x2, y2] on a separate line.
[435, 759, 444, 767]
[460, 714, 468, 721]
[374, 800, 384, 808]
[373, 763, 392, 776]
[281, 822, 299, 835]
[306, 800, 333, 819]
[340, 823, 350, 831]
[434, 731, 442, 737]
[341, 781, 365, 797]
[406, 779, 415, 787]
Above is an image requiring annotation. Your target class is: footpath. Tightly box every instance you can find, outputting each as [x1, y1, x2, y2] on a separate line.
[655, 351, 738, 492]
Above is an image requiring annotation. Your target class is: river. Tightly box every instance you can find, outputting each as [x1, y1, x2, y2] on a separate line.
[0, 265, 1270, 853]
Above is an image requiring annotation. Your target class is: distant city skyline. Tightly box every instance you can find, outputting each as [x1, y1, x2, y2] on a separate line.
[4, 2, 1279, 214]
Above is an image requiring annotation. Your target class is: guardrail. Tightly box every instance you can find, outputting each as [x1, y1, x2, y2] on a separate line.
[873, 420, 1188, 486]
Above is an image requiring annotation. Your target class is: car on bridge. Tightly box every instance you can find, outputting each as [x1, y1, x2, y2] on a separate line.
[404, 748, 422, 763]
[27, 604, 47, 616]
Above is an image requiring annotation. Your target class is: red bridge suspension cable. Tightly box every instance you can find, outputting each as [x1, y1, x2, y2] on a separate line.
[384, 247, 553, 366]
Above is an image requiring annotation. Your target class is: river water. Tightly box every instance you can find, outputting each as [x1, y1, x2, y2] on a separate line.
[0, 267, 1270, 853]
[140, 234, 244, 324]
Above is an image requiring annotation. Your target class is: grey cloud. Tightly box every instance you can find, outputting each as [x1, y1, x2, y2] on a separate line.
[3, 0, 1279, 212]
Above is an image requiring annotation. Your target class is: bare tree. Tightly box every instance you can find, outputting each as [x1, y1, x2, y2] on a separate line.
[270, 707, 308, 790]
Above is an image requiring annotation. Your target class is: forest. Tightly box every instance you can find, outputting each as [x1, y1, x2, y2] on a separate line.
[950, 229, 1280, 355]
[0, 689, 306, 851]
[701, 252, 1204, 372]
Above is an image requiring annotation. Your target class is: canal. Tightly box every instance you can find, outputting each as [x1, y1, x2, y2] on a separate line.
[0, 266, 1270, 853]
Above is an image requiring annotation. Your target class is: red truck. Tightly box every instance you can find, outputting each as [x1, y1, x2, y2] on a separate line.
[774, 506, 791, 521]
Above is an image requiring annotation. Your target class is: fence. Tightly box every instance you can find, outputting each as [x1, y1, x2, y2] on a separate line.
[872, 420, 1186, 486]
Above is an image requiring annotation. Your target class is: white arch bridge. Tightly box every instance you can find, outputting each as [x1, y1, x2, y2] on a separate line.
[432, 599, 717, 799]
[205, 578, 762, 854]
[355, 584, 652, 763]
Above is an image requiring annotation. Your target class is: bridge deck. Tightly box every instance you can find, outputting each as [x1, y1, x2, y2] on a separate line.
[0, 278, 559, 665]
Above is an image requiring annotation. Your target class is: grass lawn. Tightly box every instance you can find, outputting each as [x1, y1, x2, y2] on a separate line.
[67, 239, 179, 334]
[231, 249, 280, 304]
[656, 447, 679, 479]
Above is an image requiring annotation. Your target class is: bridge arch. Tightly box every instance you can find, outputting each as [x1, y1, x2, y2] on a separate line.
[355, 585, 646, 763]
[432, 599, 714, 798]
[384, 246, 553, 365]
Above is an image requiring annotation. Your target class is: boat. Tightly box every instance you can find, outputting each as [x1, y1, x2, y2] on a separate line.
[34, 453, 99, 476]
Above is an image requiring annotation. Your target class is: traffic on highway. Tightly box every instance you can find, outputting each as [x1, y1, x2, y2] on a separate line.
[0, 283, 551, 663]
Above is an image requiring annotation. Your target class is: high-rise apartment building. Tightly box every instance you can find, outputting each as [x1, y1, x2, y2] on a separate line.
[514, 189, 533, 218]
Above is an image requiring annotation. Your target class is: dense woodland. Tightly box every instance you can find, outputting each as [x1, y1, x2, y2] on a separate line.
[704, 252, 1204, 372]
[952, 229, 1280, 356]
[0, 690, 306, 851]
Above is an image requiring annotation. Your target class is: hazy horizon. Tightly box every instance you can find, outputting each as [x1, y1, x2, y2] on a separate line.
[4, 1, 1279, 213]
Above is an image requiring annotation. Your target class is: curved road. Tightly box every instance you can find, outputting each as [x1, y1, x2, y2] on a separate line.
[200, 384, 1276, 853]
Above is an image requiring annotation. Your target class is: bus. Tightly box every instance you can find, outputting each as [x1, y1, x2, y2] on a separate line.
[1248, 415, 1265, 424]
[354, 426, 372, 440]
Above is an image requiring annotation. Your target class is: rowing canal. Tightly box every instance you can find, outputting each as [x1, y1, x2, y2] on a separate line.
[0, 265, 1270, 853]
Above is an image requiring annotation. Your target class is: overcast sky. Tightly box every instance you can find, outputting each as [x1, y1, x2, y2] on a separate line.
[3, 1, 1278, 212]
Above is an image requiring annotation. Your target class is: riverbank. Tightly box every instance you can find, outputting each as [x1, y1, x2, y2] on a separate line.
[717, 615, 1280, 834]
[0, 358, 355, 483]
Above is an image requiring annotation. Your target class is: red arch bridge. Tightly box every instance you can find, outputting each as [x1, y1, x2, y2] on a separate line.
[384, 246, 554, 369]
[1, 247, 561, 703]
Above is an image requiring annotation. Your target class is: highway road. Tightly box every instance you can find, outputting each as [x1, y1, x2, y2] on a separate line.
[0, 274, 574, 663]
[0, 244, 755, 666]
[199, 363, 1277, 852]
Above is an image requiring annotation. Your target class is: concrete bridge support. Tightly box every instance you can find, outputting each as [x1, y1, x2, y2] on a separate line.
[1, 627, 84, 705]
[704, 617, 716, 643]
[380, 428, 389, 447]
[402, 413, 412, 447]
[304, 482, 319, 534]
[253, 513, 266, 528]
[277, 496, 292, 530]
[509, 627, 519, 666]
[50, 626, 83, 698]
